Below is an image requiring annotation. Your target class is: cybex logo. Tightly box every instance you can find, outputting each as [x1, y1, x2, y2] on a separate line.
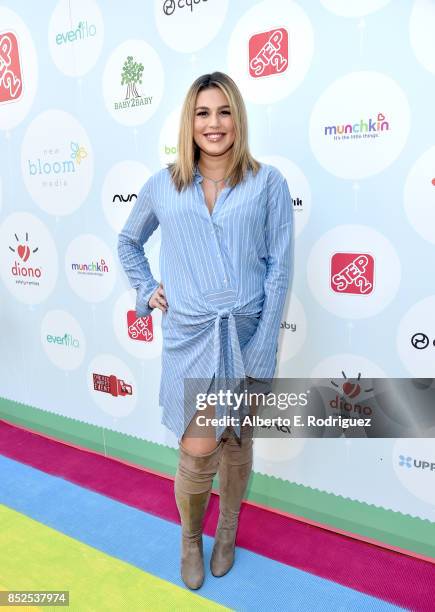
[9, 232, 42, 284]
[411, 333, 435, 350]
[112, 193, 137, 204]
[0, 31, 23, 103]
[55, 21, 97, 46]
[163, 0, 208, 17]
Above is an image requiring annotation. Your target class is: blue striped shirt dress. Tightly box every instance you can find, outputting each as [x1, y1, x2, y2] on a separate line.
[117, 163, 294, 442]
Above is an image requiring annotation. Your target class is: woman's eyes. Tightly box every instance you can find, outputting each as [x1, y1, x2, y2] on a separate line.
[196, 110, 231, 117]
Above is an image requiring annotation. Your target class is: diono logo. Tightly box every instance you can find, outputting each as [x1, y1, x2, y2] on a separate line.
[330, 372, 373, 416]
[9, 232, 42, 282]
[0, 31, 23, 103]
[163, 0, 208, 16]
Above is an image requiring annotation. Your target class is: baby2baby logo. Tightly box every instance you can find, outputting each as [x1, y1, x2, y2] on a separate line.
[113, 56, 152, 111]
[324, 112, 390, 141]
[0, 31, 23, 103]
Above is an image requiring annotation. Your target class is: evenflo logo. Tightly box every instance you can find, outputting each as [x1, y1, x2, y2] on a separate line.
[324, 112, 390, 141]
[55, 21, 97, 46]
[9, 231, 42, 286]
[399, 455, 435, 472]
[0, 31, 23, 103]
[331, 253, 374, 295]
[249, 28, 288, 78]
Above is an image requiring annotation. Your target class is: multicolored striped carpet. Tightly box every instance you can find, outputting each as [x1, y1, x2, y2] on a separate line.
[1, 420, 434, 611]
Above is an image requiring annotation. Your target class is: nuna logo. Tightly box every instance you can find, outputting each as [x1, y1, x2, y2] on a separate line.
[71, 258, 109, 276]
[112, 193, 137, 204]
[27, 141, 88, 177]
[324, 112, 390, 140]
[399, 454, 435, 472]
[55, 21, 97, 45]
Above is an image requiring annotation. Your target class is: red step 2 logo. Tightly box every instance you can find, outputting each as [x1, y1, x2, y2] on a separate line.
[249, 28, 288, 78]
[127, 310, 153, 341]
[330, 253, 374, 295]
[0, 31, 23, 103]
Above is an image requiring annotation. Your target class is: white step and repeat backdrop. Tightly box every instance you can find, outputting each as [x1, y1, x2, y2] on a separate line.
[1, 0, 435, 523]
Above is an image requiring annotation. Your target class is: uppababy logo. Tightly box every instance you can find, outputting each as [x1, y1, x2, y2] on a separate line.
[0, 31, 23, 103]
[163, 0, 208, 16]
[399, 455, 435, 472]
[249, 28, 288, 78]
[9, 231, 42, 285]
[114, 56, 152, 110]
[324, 113, 390, 141]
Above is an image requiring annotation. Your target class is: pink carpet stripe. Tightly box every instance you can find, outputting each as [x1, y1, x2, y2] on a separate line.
[1, 419, 434, 611]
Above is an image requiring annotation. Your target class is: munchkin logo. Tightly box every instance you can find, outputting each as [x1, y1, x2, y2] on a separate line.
[399, 455, 435, 472]
[324, 112, 390, 141]
[71, 258, 109, 276]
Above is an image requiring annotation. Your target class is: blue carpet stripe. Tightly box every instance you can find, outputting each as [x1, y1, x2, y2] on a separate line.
[0, 455, 405, 611]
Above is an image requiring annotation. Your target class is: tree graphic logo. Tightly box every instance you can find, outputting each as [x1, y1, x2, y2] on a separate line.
[121, 56, 144, 100]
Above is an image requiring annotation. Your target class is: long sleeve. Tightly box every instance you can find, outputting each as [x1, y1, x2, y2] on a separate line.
[117, 181, 160, 318]
[243, 173, 294, 378]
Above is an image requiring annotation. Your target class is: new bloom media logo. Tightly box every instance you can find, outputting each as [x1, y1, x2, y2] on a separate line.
[331, 253, 374, 295]
[9, 231, 42, 285]
[398, 454, 435, 472]
[26, 141, 88, 188]
[0, 31, 23, 103]
[249, 27, 288, 78]
[324, 112, 390, 141]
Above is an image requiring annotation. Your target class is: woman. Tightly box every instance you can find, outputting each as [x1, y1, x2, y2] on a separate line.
[118, 71, 293, 590]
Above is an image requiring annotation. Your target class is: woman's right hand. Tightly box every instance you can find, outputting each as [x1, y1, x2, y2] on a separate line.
[148, 282, 168, 312]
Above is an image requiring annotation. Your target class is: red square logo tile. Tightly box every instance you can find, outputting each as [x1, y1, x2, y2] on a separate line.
[127, 309, 153, 341]
[0, 31, 23, 103]
[331, 253, 374, 295]
[249, 28, 288, 78]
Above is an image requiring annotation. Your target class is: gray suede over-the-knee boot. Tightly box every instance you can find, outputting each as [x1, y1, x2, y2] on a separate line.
[174, 440, 224, 590]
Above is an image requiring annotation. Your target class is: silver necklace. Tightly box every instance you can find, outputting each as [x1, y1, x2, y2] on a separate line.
[202, 174, 227, 205]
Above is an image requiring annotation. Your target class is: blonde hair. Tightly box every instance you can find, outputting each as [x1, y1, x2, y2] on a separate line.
[168, 72, 260, 191]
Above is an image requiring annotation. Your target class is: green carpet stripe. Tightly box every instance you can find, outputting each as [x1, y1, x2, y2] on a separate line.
[1, 396, 434, 560]
[0, 504, 229, 612]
